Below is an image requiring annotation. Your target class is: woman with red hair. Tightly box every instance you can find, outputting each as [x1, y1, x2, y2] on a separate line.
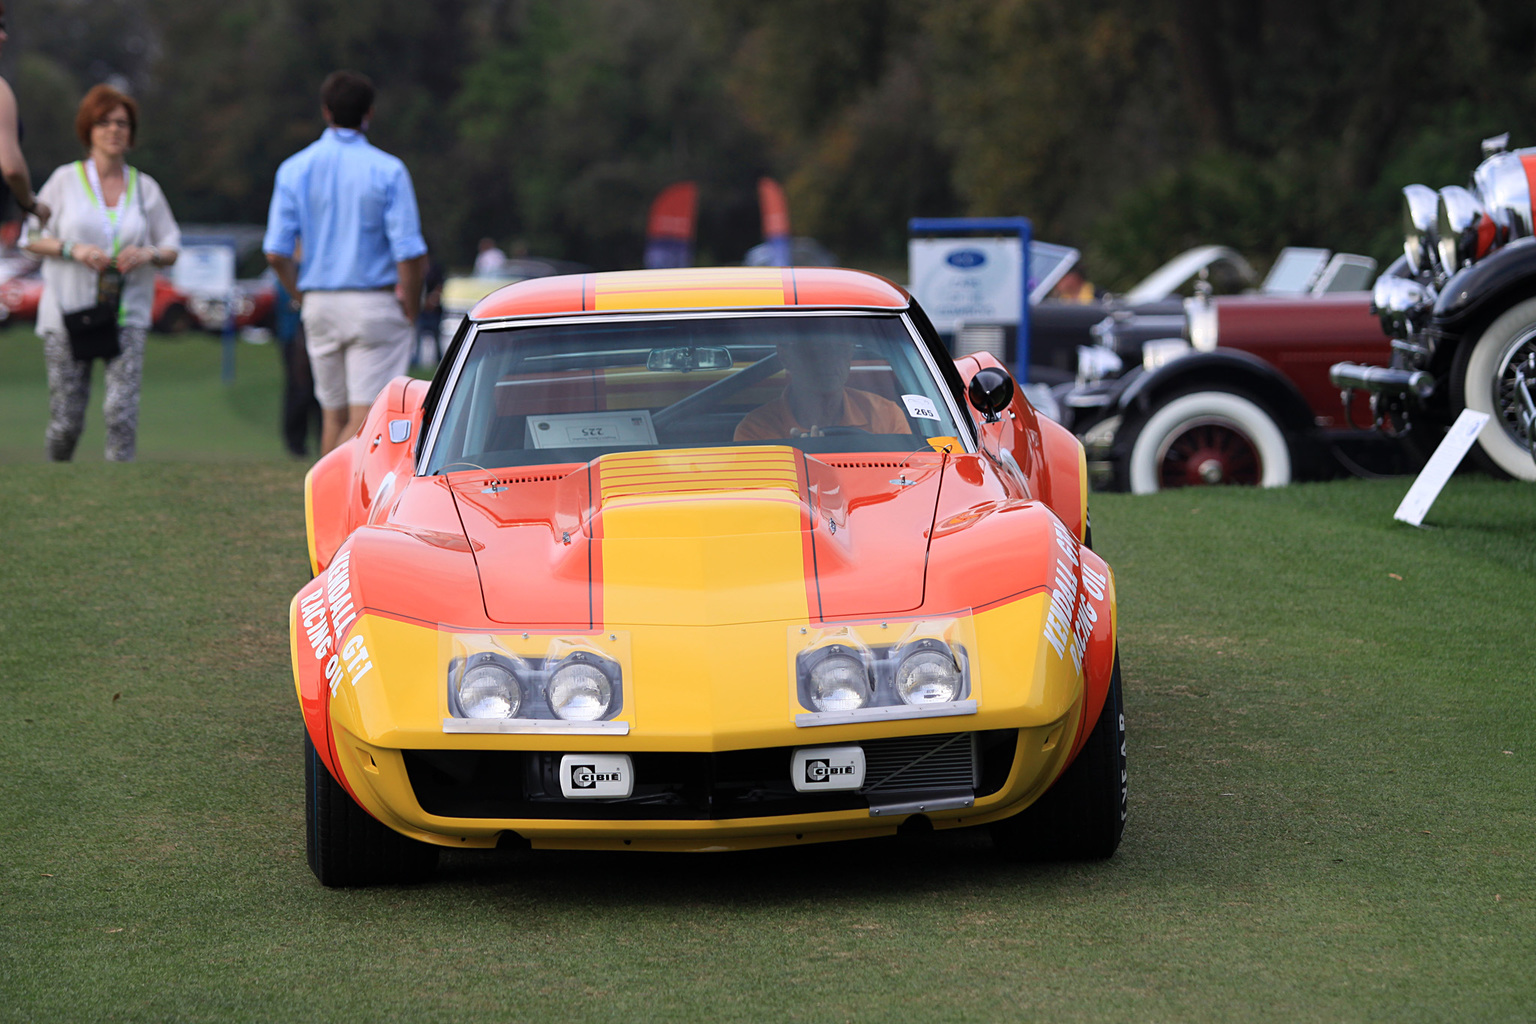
[23, 84, 180, 462]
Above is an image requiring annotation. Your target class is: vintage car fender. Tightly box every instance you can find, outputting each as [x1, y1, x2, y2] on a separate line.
[1432, 235, 1536, 334]
[1115, 349, 1317, 437]
[305, 376, 431, 575]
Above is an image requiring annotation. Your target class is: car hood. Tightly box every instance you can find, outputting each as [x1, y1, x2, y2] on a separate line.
[449, 446, 946, 627]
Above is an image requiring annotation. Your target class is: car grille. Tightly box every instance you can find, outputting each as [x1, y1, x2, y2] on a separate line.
[402, 729, 1017, 821]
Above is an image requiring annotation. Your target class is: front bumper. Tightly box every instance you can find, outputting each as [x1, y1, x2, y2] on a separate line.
[331, 717, 1079, 852]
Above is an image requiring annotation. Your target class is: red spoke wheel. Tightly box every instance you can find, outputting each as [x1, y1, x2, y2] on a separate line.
[1125, 389, 1291, 494]
[1158, 420, 1262, 488]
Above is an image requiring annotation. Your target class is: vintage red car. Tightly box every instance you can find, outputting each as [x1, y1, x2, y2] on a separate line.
[1059, 288, 1398, 492]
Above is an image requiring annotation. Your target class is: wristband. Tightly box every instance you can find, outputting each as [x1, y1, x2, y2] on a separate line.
[61, 241, 73, 261]
[146, 246, 160, 266]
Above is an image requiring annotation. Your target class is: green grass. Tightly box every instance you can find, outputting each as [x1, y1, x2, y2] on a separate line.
[0, 372, 1532, 1019]
[0, 323, 293, 462]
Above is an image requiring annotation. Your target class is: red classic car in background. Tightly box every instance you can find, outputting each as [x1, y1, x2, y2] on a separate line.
[0, 267, 197, 333]
[1055, 248, 1405, 492]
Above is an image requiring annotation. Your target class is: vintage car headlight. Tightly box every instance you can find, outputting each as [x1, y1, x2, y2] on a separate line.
[806, 647, 872, 712]
[1371, 275, 1431, 338]
[1402, 184, 1440, 275]
[455, 657, 523, 719]
[1437, 185, 1492, 274]
[893, 642, 963, 705]
[548, 658, 614, 721]
[1472, 150, 1535, 243]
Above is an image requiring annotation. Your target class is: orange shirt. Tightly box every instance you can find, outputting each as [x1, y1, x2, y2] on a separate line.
[734, 388, 913, 442]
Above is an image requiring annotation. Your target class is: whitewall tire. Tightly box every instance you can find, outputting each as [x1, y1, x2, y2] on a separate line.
[1451, 296, 1536, 482]
[1126, 390, 1292, 494]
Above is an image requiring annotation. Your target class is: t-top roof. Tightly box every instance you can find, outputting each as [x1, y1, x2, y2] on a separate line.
[469, 267, 910, 321]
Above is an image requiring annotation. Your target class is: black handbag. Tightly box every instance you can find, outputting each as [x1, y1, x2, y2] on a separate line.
[63, 302, 121, 361]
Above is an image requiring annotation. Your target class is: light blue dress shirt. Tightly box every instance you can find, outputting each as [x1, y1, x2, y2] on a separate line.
[262, 128, 427, 291]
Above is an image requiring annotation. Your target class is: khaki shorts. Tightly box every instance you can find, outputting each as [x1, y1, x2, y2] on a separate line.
[302, 289, 414, 409]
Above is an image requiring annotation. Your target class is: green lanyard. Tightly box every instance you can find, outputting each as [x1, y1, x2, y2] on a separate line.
[76, 160, 139, 257]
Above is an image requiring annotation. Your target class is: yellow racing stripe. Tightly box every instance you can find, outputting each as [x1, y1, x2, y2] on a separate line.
[593, 268, 787, 311]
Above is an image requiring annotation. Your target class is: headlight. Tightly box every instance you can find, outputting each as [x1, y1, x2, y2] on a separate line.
[1437, 185, 1492, 274]
[806, 647, 872, 712]
[893, 643, 962, 705]
[548, 658, 614, 721]
[455, 656, 522, 718]
[1371, 275, 1431, 338]
[1402, 184, 1439, 275]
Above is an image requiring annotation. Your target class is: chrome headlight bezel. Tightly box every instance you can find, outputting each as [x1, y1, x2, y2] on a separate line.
[1370, 275, 1432, 338]
[1437, 185, 1492, 274]
[1402, 183, 1440, 276]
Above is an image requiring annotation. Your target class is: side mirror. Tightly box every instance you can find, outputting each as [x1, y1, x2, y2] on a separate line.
[967, 367, 1014, 423]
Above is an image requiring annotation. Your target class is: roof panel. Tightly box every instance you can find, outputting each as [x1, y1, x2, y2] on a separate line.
[469, 267, 909, 320]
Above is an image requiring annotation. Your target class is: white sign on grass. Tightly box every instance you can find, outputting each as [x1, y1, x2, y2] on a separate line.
[1393, 409, 1490, 526]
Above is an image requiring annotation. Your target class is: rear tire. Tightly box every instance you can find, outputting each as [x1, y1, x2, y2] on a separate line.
[992, 652, 1127, 861]
[1123, 389, 1292, 494]
[305, 731, 438, 887]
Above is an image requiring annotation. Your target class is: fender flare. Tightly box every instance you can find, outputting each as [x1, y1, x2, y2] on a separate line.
[1116, 349, 1316, 437]
[1433, 236, 1536, 334]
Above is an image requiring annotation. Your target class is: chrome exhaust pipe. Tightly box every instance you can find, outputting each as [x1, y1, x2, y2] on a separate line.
[1329, 362, 1435, 399]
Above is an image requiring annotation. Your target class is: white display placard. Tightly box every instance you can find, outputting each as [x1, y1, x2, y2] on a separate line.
[908, 237, 1023, 333]
[525, 409, 657, 449]
[172, 244, 236, 297]
[1393, 409, 1490, 526]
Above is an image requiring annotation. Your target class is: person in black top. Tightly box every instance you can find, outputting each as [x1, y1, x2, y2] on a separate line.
[0, 2, 49, 224]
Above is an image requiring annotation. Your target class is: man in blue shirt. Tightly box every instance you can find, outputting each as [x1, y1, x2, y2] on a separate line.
[263, 70, 428, 455]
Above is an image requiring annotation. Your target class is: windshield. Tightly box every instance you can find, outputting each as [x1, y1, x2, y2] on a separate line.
[423, 313, 965, 473]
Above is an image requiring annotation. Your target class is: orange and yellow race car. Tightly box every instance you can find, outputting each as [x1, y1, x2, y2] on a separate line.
[291, 266, 1124, 886]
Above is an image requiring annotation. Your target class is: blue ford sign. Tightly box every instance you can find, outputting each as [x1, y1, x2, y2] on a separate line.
[946, 248, 987, 269]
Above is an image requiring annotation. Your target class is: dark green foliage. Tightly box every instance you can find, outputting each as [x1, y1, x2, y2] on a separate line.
[3, 1, 1534, 279]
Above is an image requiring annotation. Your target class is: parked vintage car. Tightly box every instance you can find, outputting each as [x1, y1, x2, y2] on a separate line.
[293, 266, 1124, 885]
[1331, 134, 1536, 480]
[966, 244, 1378, 386]
[1057, 255, 1398, 492]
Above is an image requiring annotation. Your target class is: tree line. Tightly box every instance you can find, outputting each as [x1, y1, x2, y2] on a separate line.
[6, 0, 1534, 286]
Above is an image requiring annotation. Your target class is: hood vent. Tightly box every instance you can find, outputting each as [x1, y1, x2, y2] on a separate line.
[819, 459, 905, 469]
[480, 472, 565, 487]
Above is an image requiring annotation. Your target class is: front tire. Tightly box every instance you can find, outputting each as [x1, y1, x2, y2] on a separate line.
[305, 731, 438, 887]
[1124, 389, 1292, 494]
[992, 652, 1126, 861]
[1449, 296, 1536, 482]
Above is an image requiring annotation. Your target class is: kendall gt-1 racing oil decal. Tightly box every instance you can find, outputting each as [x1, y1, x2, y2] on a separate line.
[1042, 518, 1107, 674]
[298, 549, 374, 697]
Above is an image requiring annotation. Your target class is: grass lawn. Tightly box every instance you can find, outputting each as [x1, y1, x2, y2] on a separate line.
[0, 323, 294, 463]
[0, 357, 1531, 1019]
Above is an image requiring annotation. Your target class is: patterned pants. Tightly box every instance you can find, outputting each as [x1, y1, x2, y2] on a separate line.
[42, 326, 147, 462]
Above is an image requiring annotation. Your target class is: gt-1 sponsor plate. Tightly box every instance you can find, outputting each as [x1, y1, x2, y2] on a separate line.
[559, 753, 634, 799]
[791, 745, 865, 793]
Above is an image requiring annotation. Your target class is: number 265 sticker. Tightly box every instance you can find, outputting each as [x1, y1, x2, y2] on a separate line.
[902, 394, 941, 420]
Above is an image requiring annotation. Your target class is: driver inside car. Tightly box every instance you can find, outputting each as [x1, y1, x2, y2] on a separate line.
[734, 337, 912, 442]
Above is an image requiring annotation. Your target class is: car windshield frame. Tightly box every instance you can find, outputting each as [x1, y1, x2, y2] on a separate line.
[416, 309, 976, 476]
